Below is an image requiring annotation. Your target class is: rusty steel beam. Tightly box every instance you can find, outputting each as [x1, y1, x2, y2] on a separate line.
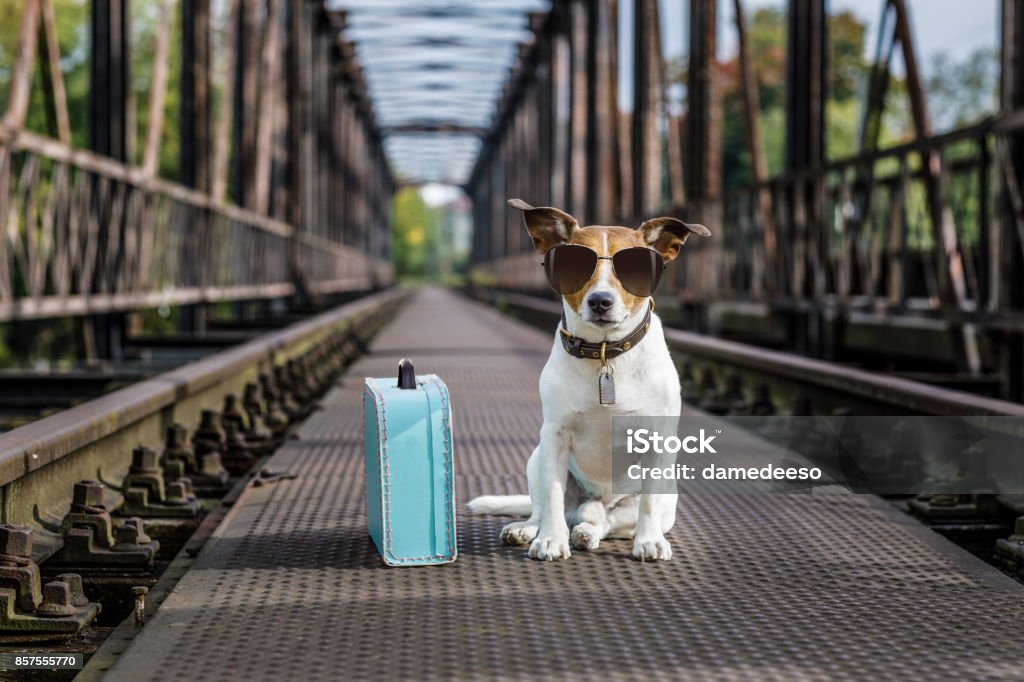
[381, 123, 487, 136]
[39, 0, 71, 144]
[568, 0, 588, 220]
[685, 0, 719, 202]
[784, 0, 824, 173]
[3, 0, 41, 130]
[891, 0, 980, 374]
[490, 152, 505, 261]
[211, 0, 238, 198]
[632, 0, 662, 216]
[607, 1, 622, 219]
[530, 11, 554, 208]
[181, 0, 212, 192]
[87, 0, 133, 358]
[550, 23, 570, 209]
[734, 0, 775, 290]
[1001, 0, 1024, 399]
[586, 0, 616, 224]
[179, 0, 213, 336]
[142, 0, 177, 176]
[90, 0, 131, 162]
[253, 0, 282, 215]
[779, 0, 825, 356]
[655, 7, 684, 210]
[287, 0, 313, 235]
[234, 0, 260, 209]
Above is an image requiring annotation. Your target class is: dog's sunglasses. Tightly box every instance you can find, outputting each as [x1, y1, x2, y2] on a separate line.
[541, 244, 665, 297]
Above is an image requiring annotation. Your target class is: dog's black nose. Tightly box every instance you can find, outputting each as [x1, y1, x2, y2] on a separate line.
[587, 292, 615, 313]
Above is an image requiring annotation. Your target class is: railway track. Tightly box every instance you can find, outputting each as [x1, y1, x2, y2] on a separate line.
[0, 288, 408, 667]
[470, 287, 1024, 582]
[2, 285, 1022, 675]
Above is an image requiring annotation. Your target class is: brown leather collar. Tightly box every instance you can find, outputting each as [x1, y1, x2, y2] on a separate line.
[559, 302, 653, 362]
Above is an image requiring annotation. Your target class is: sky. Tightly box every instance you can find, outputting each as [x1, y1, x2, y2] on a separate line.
[620, 0, 999, 109]
[663, 0, 999, 62]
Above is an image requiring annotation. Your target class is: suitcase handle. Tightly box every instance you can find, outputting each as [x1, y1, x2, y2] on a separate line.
[397, 358, 417, 389]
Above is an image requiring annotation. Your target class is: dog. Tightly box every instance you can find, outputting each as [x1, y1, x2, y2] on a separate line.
[467, 199, 711, 561]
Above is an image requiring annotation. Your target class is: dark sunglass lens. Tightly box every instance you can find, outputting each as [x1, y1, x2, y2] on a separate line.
[612, 248, 664, 297]
[545, 245, 597, 293]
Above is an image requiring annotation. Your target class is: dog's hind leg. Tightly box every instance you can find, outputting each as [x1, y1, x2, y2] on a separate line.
[568, 499, 608, 550]
[501, 446, 542, 546]
[603, 495, 640, 539]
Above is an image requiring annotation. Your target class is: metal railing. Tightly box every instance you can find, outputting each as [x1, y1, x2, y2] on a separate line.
[0, 126, 391, 321]
[672, 120, 1000, 312]
[473, 288, 1024, 418]
[473, 115, 1023, 332]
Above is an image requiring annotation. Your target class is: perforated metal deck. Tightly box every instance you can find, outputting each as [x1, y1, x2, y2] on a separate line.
[105, 288, 1024, 681]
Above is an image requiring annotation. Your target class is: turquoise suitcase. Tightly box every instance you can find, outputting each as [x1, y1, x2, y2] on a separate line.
[363, 359, 456, 566]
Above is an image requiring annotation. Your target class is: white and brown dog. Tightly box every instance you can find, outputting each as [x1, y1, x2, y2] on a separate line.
[468, 199, 710, 561]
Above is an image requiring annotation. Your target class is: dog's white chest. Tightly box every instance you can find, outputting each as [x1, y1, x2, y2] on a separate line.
[539, 313, 681, 493]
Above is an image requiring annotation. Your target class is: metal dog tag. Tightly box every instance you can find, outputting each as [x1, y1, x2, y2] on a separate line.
[598, 366, 615, 406]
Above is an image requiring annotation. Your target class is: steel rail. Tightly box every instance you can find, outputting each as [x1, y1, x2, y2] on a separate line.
[473, 288, 1024, 418]
[0, 288, 410, 551]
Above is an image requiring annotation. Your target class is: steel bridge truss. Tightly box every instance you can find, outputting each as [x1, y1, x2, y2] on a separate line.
[466, 0, 1024, 401]
[0, 1, 393, 325]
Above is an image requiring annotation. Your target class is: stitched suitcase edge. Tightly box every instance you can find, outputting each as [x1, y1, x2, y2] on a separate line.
[364, 375, 456, 566]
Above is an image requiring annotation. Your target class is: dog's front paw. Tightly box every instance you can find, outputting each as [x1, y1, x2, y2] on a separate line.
[632, 534, 672, 561]
[528, 533, 571, 561]
[501, 520, 539, 546]
[570, 523, 601, 551]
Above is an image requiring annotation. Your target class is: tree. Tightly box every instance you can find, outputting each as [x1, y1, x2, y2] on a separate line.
[391, 187, 442, 281]
[0, 0, 91, 146]
[926, 47, 998, 131]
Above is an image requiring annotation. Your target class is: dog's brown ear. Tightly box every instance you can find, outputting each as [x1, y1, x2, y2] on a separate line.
[508, 198, 578, 255]
[638, 217, 711, 262]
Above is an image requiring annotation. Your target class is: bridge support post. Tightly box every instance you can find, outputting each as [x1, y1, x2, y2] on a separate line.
[685, 0, 720, 206]
[1001, 0, 1024, 400]
[680, 0, 719, 329]
[587, 0, 617, 225]
[782, 0, 827, 359]
[90, 0, 131, 162]
[633, 0, 664, 219]
[181, 0, 212, 192]
[180, 0, 212, 334]
[86, 0, 132, 360]
[568, 0, 589, 221]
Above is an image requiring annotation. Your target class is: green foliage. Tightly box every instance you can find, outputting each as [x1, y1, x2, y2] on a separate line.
[714, 7, 996, 187]
[716, 7, 869, 187]
[828, 10, 867, 101]
[0, 1, 186, 180]
[390, 188, 470, 281]
[0, 0, 91, 145]
[0, 318, 77, 369]
[132, 0, 182, 179]
[391, 188, 443, 281]
[926, 47, 998, 131]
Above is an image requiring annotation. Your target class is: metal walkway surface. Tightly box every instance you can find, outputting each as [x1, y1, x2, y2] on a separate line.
[106, 288, 1024, 682]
